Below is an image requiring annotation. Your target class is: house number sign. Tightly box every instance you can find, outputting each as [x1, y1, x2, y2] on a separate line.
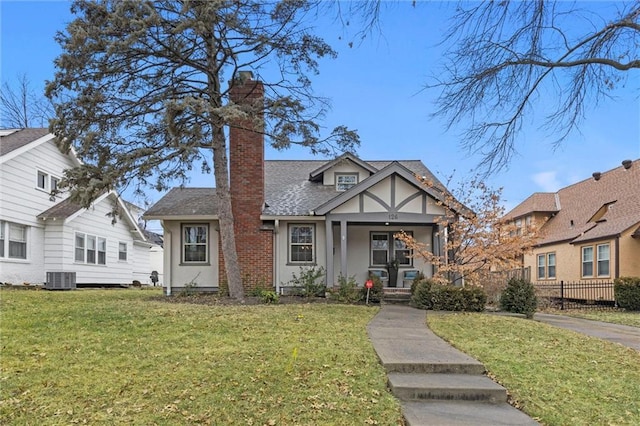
[388, 213, 398, 220]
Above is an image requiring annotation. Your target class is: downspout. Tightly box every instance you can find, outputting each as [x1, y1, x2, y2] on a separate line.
[274, 219, 280, 293]
[164, 224, 172, 296]
[615, 235, 620, 279]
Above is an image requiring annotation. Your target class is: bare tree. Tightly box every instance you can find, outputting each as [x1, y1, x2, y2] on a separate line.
[46, 0, 359, 300]
[432, 1, 640, 174]
[0, 74, 53, 128]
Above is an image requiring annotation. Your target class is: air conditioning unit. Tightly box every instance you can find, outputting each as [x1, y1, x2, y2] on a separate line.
[46, 272, 76, 290]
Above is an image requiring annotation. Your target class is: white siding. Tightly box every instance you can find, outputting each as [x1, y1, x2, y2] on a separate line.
[0, 139, 75, 284]
[132, 242, 153, 284]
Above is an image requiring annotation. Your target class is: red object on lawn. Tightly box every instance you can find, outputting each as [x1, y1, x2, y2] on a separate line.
[365, 279, 373, 289]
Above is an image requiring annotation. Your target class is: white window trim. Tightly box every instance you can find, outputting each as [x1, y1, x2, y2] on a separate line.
[0, 221, 29, 261]
[596, 243, 610, 278]
[370, 231, 413, 267]
[537, 254, 546, 279]
[581, 246, 594, 278]
[75, 232, 107, 265]
[36, 169, 62, 194]
[288, 224, 315, 264]
[118, 241, 128, 262]
[335, 173, 358, 191]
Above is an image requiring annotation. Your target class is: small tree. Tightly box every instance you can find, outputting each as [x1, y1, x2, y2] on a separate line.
[500, 278, 538, 319]
[397, 175, 541, 286]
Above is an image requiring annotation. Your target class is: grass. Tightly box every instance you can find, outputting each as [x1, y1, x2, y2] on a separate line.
[1, 289, 403, 425]
[550, 309, 640, 328]
[427, 312, 640, 426]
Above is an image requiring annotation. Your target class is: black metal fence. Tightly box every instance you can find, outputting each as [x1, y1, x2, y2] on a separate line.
[533, 280, 616, 310]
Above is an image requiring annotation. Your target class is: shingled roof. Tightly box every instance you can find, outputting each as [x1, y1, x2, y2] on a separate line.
[0, 128, 51, 157]
[146, 159, 445, 217]
[508, 159, 640, 246]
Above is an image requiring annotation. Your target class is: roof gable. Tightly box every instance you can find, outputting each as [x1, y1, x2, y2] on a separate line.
[522, 159, 640, 245]
[308, 152, 377, 182]
[0, 128, 81, 166]
[314, 161, 452, 215]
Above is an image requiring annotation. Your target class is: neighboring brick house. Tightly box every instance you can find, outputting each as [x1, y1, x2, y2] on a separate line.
[503, 159, 640, 284]
[144, 74, 460, 295]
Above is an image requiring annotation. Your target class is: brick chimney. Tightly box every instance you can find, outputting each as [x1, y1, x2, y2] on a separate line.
[223, 71, 273, 291]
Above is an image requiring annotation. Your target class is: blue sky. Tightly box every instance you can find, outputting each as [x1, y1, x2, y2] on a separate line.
[2, 1, 639, 214]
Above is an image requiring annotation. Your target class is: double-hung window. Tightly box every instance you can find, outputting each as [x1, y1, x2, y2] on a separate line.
[597, 244, 610, 277]
[547, 253, 556, 279]
[582, 243, 610, 278]
[537, 254, 546, 279]
[37, 171, 48, 190]
[182, 224, 208, 263]
[75, 232, 107, 265]
[2, 222, 28, 260]
[118, 242, 128, 261]
[289, 224, 314, 263]
[582, 246, 594, 277]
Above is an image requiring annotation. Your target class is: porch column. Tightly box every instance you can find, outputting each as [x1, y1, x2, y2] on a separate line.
[340, 219, 348, 279]
[325, 219, 334, 287]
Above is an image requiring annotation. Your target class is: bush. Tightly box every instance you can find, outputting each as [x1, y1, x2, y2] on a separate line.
[614, 276, 640, 311]
[500, 278, 537, 318]
[330, 274, 362, 303]
[248, 287, 279, 304]
[411, 279, 435, 309]
[411, 281, 486, 312]
[361, 274, 384, 303]
[410, 271, 427, 295]
[287, 266, 326, 297]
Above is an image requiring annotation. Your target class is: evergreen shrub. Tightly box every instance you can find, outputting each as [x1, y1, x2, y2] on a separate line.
[499, 277, 537, 318]
[614, 276, 640, 311]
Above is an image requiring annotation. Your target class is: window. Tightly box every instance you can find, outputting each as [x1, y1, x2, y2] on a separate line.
[581, 243, 610, 278]
[597, 244, 610, 277]
[98, 238, 106, 265]
[75, 233, 106, 264]
[183, 224, 208, 263]
[336, 173, 358, 191]
[515, 219, 523, 236]
[37, 171, 48, 190]
[118, 242, 128, 261]
[371, 232, 413, 266]
[547, 253, 556, 279]
[8, 223, 27, 259]
[0, 221, 4, 258]
[289, 224, 314, 263]
[0, 221, 28, 260]
[582, 246, 594, 277]
[75, 233, 85, 262]
[371, 233, 389, 265]
[537, 254, 546, 279]
[536, 252, 556, 280]
[87, 235, 96, 264]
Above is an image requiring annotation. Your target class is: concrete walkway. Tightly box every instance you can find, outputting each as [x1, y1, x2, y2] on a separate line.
[534, 313, 640, 351]
[367, 305, 538, 425]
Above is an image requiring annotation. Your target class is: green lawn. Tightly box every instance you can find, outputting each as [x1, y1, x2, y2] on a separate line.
[548, 309, 640, 328]
[1, 289, 403, 425]
[427, 312, 640, 426]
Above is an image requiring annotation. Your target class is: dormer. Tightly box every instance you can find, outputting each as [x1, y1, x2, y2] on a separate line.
[309, 153, 378, 191]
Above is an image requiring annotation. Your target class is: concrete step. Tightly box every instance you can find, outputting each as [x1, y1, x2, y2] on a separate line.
[382, 293, 412, 304]
[402, 401, 539, 426]
[388, 373, 507, 403]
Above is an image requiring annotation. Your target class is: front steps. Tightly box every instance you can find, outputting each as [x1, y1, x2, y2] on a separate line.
[367, 305, 538, 425]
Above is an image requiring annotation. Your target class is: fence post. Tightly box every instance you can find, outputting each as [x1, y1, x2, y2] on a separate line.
[560, 280, 564, 310]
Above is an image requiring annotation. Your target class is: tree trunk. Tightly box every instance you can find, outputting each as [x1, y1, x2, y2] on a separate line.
[212, 127, 244, 300]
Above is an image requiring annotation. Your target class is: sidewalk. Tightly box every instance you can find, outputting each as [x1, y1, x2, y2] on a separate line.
[367, 305, 538, 425]
[533, 313, 640, 351]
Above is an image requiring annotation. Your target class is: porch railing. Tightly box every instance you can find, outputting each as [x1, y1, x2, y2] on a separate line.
[534, 280, 616, 310]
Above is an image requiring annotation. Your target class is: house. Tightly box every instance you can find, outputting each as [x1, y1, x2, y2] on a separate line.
[0, 128, 159, 287]
[503, 159, 640, 284]
[144, 74, 460, 295]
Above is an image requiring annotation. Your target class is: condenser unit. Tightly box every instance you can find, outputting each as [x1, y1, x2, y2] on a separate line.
[46, 272, 76, 290]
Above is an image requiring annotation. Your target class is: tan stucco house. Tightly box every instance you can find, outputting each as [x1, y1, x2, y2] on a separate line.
[144, 74, 459, 295]
[504, 159, 640, 284]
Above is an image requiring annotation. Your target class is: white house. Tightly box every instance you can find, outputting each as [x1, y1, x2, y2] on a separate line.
[0, 128, 159, 287]
[144, 74, 461, 295]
